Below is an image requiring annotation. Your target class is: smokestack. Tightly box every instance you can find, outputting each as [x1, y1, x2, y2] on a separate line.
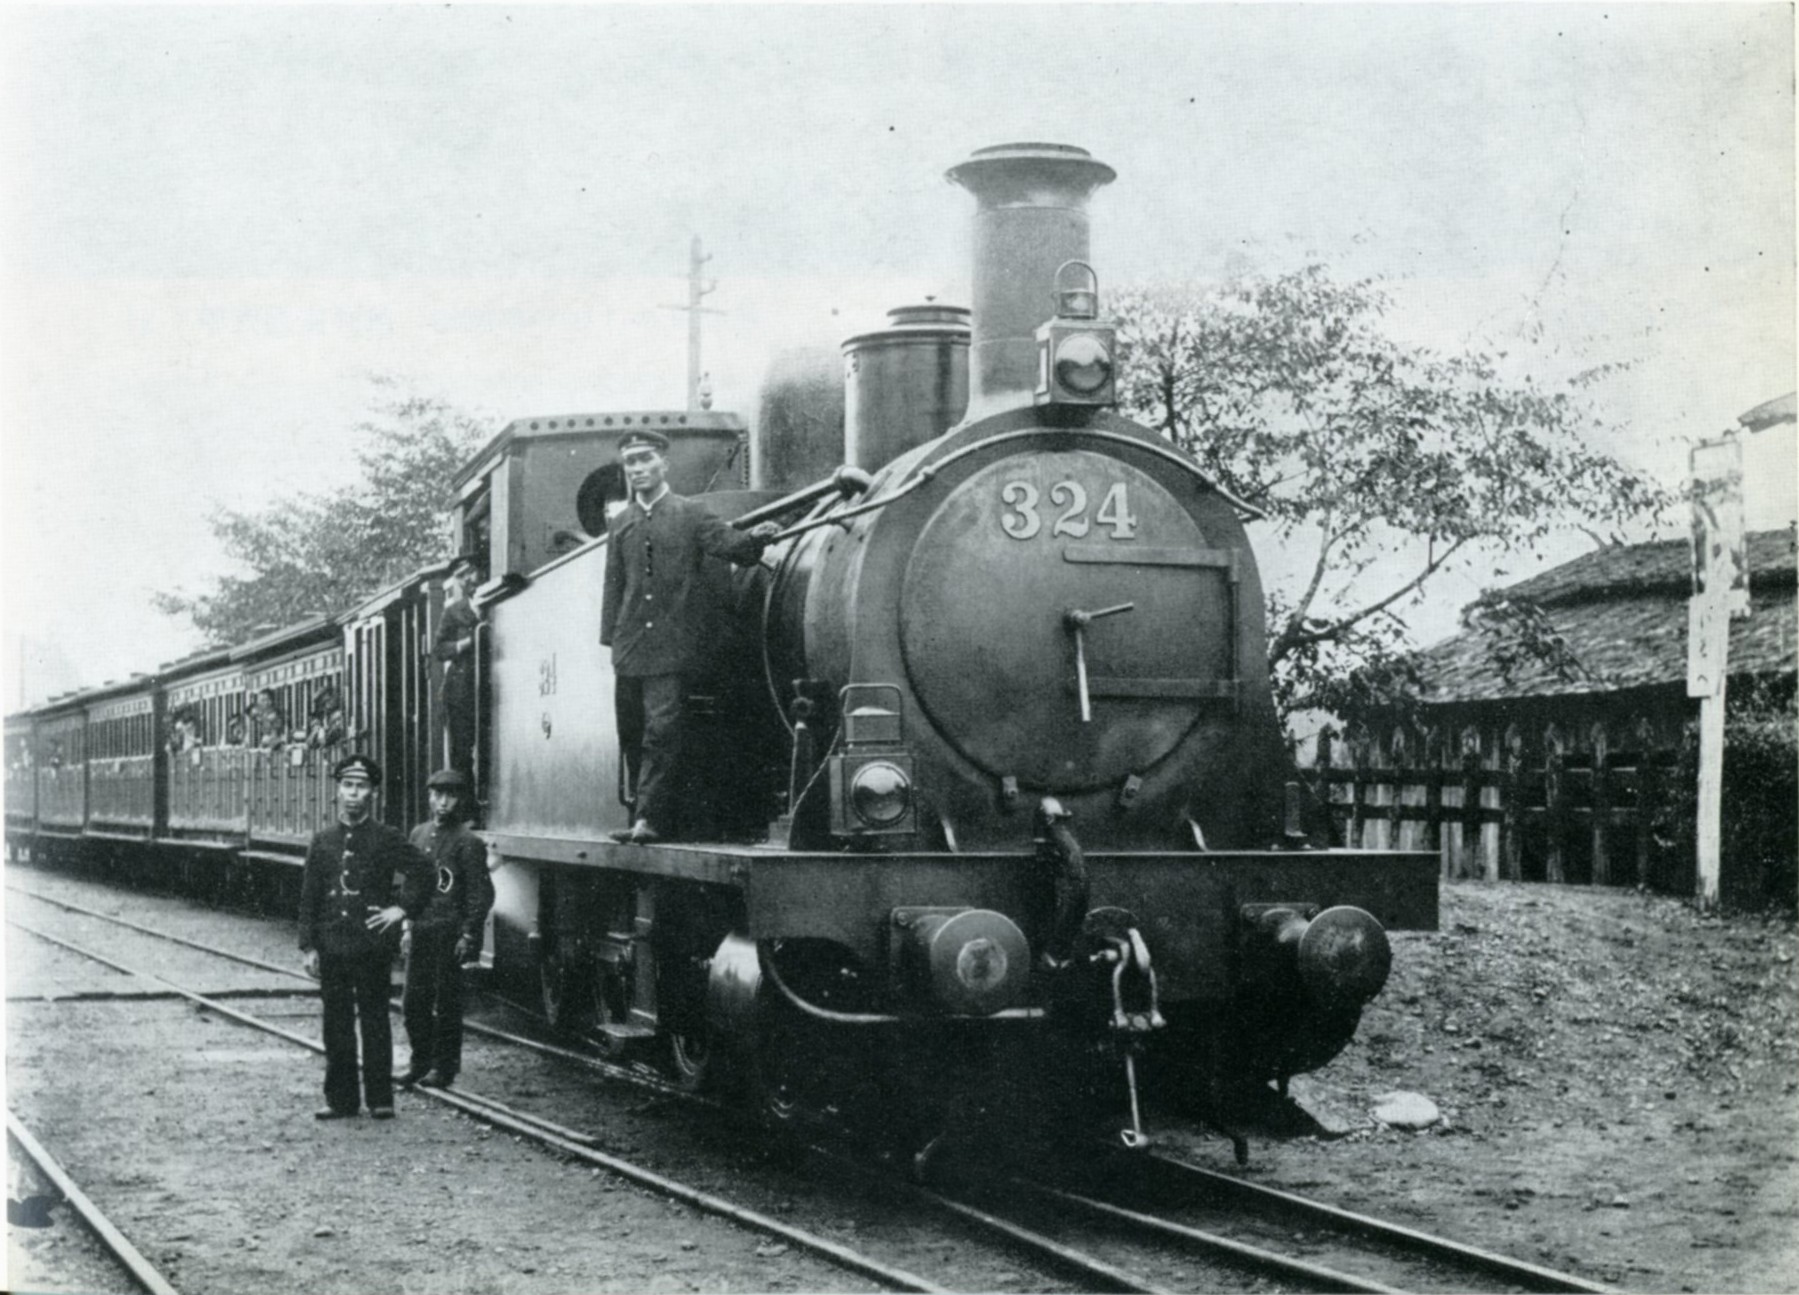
[945, 143, 1116, 417]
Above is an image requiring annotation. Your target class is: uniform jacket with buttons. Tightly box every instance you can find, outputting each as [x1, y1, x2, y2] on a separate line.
[407, 818, 495, 943]
[433, 598, 479, 691]
[600, 491, 768, 678]
[298, 819, 433, 958]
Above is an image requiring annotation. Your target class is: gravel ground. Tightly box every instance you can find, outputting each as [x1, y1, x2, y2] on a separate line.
[5, 867, 1797, 1293]
[1187, 881, 1799, 1294]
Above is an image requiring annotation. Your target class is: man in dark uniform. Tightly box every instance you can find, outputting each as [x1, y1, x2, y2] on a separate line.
[434, 554, 482, 778]
[600, 429, 780, 844]
[298, 754, 433, 1120]
[400, 768, 495, 1090]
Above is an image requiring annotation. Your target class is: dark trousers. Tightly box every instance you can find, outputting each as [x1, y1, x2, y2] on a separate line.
[442, 670, 476, 778]
[319, 951, 395, 1112]
[402, 925, 465, 1078]
[615, 673, 687, 834]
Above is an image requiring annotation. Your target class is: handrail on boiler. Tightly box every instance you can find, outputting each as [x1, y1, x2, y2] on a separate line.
[730, 466, 873, 532]
[735, 427, 1264, 546]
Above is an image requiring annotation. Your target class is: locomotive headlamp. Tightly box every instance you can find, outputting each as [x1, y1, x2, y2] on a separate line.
[849, 761, 911, 826]
[1053, 333, 1114, 395]
[829, 684, 919, 840]
[1035, 260, 1117, 408]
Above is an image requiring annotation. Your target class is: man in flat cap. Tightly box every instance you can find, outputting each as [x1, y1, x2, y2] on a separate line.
[399, 768, 495, 1090]
[298, 754, 434, 1120]
[601, 428, 781, 844]
[434, 553, 483, 779]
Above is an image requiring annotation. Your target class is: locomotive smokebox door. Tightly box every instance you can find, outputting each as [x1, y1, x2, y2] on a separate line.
[899, 449, 1239, 796]
[828, 684, 918, 840]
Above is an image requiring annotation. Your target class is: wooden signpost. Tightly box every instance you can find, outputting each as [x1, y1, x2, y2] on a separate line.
[1686, 434, 1749, 910]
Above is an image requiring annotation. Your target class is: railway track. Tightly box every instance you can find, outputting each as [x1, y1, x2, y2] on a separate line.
[920, 1153, 1618, 1294]
[8, 900, 1184, 1292]
[9, 878, 1620, 1294]
[7, 881, 705, 1100]
[7, 1109, 181, 1295]
[1128, 1152, 1615, 1292]
[7, 911, 946, 1293]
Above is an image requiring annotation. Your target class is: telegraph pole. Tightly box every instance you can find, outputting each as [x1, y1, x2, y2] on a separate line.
[661, 236, 723, 411]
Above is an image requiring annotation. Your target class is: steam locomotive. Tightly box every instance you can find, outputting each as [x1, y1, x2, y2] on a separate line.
[6, 143, 1437, 1152]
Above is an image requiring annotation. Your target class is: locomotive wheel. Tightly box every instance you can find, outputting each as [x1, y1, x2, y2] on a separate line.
[742, 940, 875, 1133]
[666, 1024, 714, 1092]
[539, 944, 571, 1027]
[656, 927, 725, 1093]
[748, 1008, 816, 1129]
[538, 943, 592, 1035]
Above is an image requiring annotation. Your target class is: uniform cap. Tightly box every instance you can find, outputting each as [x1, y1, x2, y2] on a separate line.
[618, 429, 671, 455]
[449, 553, 481, 580]
[332, 754, 382, 786]
[426, 768, 470, 792]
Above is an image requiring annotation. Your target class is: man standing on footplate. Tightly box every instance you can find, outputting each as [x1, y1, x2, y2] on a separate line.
[599, 428, 780, 844]
[299, 754, 433, 1120]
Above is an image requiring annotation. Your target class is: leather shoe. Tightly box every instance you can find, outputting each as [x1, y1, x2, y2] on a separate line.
[417, 1071, 454, 1089]
[398, 1069, 429, 1089]
[370, 1106, 395, 1120]
[314, 1107, 356, 1120]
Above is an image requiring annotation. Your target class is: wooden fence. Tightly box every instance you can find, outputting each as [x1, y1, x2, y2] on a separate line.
[1299, 715, 1691, 891]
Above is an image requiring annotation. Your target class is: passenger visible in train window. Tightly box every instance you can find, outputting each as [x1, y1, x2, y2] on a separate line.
[225, 714, 247, 746]
[307, 688, 348, 750]
[251, 688, 288, 750]
[167, 705, 203, 754]
[434, 554, 483, 778]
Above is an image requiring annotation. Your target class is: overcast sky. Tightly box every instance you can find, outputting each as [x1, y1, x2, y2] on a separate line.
[2, 3, 1792, 708]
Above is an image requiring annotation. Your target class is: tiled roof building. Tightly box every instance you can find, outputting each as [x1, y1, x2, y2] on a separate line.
[1316, 527, 1794, 907]
[1414, 529, 1795, 703]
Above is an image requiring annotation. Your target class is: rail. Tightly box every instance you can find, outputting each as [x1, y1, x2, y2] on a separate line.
[6, 1110, 182, 1295]
[6, 914, 945, 1294]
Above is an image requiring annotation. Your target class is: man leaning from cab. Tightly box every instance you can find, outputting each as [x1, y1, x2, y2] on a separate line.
[599, 428, 780, 844]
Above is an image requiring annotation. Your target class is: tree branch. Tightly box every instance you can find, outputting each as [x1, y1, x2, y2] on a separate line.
[1281, 535, 1471, 651]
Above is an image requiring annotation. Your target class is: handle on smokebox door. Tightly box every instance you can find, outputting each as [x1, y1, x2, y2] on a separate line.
[1064, 603, 1136, 723]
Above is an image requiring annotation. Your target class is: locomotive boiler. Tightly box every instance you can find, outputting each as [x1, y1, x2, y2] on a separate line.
[469, 143, 1438, 1150]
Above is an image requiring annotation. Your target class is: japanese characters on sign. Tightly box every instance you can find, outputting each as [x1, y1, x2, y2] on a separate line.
[1687, 436, 1749, 699]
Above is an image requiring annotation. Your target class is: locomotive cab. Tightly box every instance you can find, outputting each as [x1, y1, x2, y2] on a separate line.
[451, 410, 748, 582]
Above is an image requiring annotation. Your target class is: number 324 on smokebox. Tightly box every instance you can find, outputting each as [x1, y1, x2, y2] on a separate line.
[998, 480, 1138, 541]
